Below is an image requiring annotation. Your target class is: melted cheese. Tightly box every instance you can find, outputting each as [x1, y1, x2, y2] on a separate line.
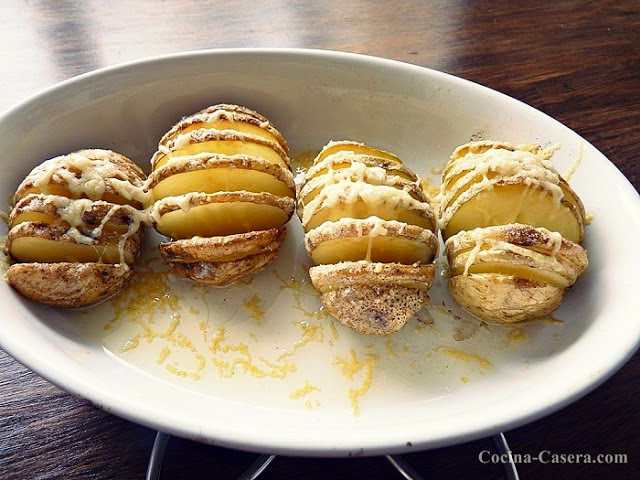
[302, 180, 432, 227]
[436, 346, 492, 370]
[18, 151, 148, 205]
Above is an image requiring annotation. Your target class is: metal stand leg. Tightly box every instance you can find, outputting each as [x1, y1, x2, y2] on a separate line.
[492, 433, 520, 480]
[145, 432, 275, 480]
[146, 431, 518, 479]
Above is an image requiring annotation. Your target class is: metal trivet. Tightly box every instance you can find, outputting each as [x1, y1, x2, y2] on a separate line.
[145, 431, 519, 479]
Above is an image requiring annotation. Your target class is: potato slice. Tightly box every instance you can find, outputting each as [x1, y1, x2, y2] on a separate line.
[302, 182, 435, 231]
[159, 228, 285, 264]
[449, 273, 563, 324]
[446, 223, 588, 278]
[6, 262, 131, 308]
[160, 106, 288, 153]
[7, 222, 140, 264]
[443, 140, 519, 178]
[167, 250, 279, 286]
[152, 192, 294, 239]
[310, 262, 434, 335]
[14, 149, 146, 208]
[305, 218, 437, 265]
[152, 131, 289, 171]
[442, 182, 584, 242]
[440, 141, 585, 242]
[10, 194, 138, 234]
[300, 164, 425, 206]
[305, 155, 417, 183]
[314, 140, 403, 166]
[148, 154, 295, 200]
[445, 224, 587, 323]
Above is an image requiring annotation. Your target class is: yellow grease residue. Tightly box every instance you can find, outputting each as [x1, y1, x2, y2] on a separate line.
[243, 294, 265, 323]
[207, 326, 296, 379]
[461, 376, 470, 384]
[420, 177, 441, 205]
[585, 212, 594, 225]
[305, 399, 321, 410]
[289, 381, 320, 400]
[385, 338, 398, 358]
[106, 271, 207, 380]
[436, 346, 492, 370]
[292, 150, 319, 172]
[275, 271, 328, 321]
[328, 320, 339, 343]
[508, 327, 528, 345]
[279, 321, 324, 361]
[157, 346, 171, 364]
[335, 349, 378, 415]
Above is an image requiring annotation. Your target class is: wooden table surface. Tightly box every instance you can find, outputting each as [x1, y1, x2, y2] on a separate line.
[1, 1, 638, 478]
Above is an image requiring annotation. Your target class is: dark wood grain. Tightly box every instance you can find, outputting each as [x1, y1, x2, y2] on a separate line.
[1, 1, 638, 479]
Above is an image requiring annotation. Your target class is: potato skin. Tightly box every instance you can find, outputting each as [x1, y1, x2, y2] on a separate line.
[160, 228, 285, 264]
[449, 273, 563, 324]
[310, 262, 434, 335]
[167, 250, 279, 286]
[6, 262, 132, 308]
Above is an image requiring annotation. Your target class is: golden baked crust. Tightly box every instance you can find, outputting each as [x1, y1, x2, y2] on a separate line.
[167, 250, 279, 286]
[160, 104, 289, 153]
[299, 164, 426, 206]
[309, 262, 434, 335]
[14, 149, 146, 208]
[159, 228, 285, 264]
[305, 155, 417, 182]
[10, 194, 140, 232]
[152, 130, 290, 170]
[6, 262, 132, 308]
[445, 224, 588, 323]
[449, 273, 563, 324]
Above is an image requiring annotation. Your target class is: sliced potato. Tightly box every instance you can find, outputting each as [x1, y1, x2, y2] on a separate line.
[159, 228, 285, 264]
[300, 164, 425, 205]
[445, 224, 587, 323]
[153, 192, 294, 239]
[152, 131, 289, 171]
[449, 273, 563, 324]
[15, 149, 146, 208]
[167, 250, 279, 286]
[305, 219, 437, 265]
[446, 223, 588, 279]
[310, 262, 434, 335]
[302, 182, 435, 231]
[7, 222, 141, 264]
[440, 141, 585, 242]
[148, 154, 294, 200]
[10, 194, 138, 234]
[160, 106, 288, 153]
[6, 262, 132, 308]
[442, 182, 584, 242]
[314, 141, 403, 166]
[305, 155, 417, 184]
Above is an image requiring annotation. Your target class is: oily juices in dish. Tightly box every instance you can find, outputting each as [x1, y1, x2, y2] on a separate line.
[440, 141, 588, 323]
[5, 149, 146, 307]
[298, 141, 438, 335]
[148, 104, 295, 285]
